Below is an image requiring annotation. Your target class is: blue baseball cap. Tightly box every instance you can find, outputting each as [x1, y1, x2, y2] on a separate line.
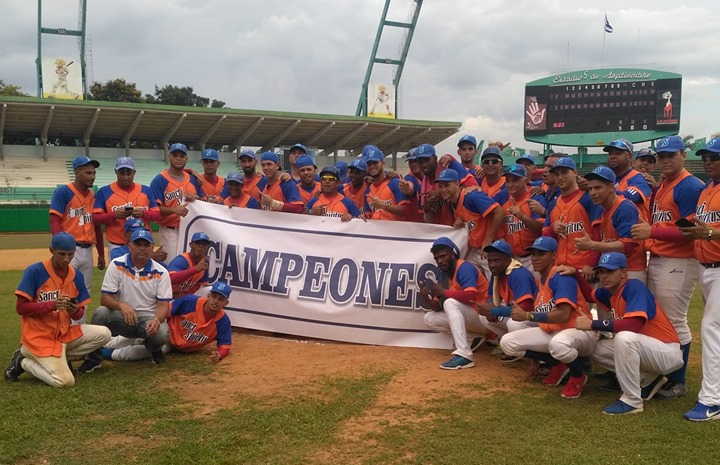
[210, 281, 232, 298]
[504, 164, 527, 178]
[169, 143, 188, 154]
[434, 168, 460, 183]
[261, 151, 281, 164]
[655, 136, 685, 154]
[51, 232, 76, 251]
[594, 252, 628, 271]
[191, 232, 211, 243]
[634, 148, 656, 160]
[130, 229, 154, 244]
[320, 166, 340, 178]
[481, 146, 503, 160]
[457, 135, 477, 148]
[697, 138, 720, 156]
[295, 155, 316, 169]
[238, 149, 256, 160]
[585, 165, 616, 184]
[72, 155, 100, 170]
[201, 148, 220, 161]
[415, 143, 436, 159]
[550, 157, 577, 172]
[115, 157, 136, 171]
[363, 145, 385, 163]
[124, 217, 145, 233]
[349, 158, 368, 172]
[226, 171, 244, 184]
[516, 154, 536, 165]
[406, 147, 418, 161]
[289, 143, 308, 154]
[483, 239, 513, 256]
[526, 236, 557, 253]
[431, 237, 461, 257]
[335, 160, 348, 174]
[603, 139, 633, 153]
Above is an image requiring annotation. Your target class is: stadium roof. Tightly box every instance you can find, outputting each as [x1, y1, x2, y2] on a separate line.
[0, 96, 461, 158]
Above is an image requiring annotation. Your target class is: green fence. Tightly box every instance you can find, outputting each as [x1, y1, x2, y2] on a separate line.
[0, 205, 50, 232]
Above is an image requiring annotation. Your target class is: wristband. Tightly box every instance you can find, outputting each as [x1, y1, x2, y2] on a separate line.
[490, 305, 513, 318]
[529, 312, 549, 323]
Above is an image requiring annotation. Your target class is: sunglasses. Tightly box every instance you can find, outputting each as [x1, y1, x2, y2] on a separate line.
[482, 159, 501, 165]
[320, 175, 339, 181]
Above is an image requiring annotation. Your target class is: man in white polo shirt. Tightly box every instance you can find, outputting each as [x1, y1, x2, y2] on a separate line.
[91, 229, 173, 364]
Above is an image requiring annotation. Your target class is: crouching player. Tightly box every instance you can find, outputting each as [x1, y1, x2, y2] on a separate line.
[421, 237, 489, 370]
[499, 236, 596, 399]
[574, 252, 682, 415]
[4, 233, 111, 386]
[167, 232, 212, 299]
[101, 281, 233, 363]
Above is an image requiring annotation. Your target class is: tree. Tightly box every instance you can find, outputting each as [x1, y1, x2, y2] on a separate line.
[89, 79, 143, 102]
[0, 80, 28, 96]
[211, 99, 225, 108]
[146, 84, 225, 108]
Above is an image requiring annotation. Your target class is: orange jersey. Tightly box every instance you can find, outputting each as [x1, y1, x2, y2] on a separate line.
[489, 266, 538, 305]
[196, 174, 225, 199]
[501, 192, 543, 256]
[224, 194, 260, 209]
[535, 268, 590, 333]
[93, 182, 155, 245]
[453, 188, 500, 248]
[448, 259, 489, 305]
[593, 280, 679, 343]
[481, 177, 506, 199]
[616, 168, 652, 220]
[342, 182, 368, 213]
[49, 183, 96, 244]
[168, 295, 232, 352]
[150, 170, 204, 228]
[262, 178, 303, 205]
[694, 181, 720, 263]
[298, 181, 321, 205]
[306, 193, 361, 218]
[15, 260, 91, 357]
[167, 252, 208, 298]
[242, 173, 264, 201]
[546, 190, 601, 268]
[368, 177, 409, 221]
[597, 197, 646, 271]
[648, 169, 705, 258]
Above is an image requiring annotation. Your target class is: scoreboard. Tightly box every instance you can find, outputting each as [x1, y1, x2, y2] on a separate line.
[524, 68, 682, 147]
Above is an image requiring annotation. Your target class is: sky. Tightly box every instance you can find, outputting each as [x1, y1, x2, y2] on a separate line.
[1, 0, 719, 154]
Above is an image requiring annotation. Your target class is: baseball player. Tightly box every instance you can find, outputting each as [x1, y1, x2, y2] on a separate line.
[108, 218, 168, 265]
[223, 172, 262, 209]
[516, 154, 544, 187]
[633, 148, 658, 190]
[575, 252, 682, 415]
[434, 168, 504, 276]
[288, 143, 309, 183]
[499, 236, 594, 399]
[258, 152, 305, 213]
[335, 160, 350, 184]
[421, 237, 489, 369]
[575, 166, 646, 282]
[603, 139, 653, 217]
[365, 146, 411, 221]
[306, 166, 361, 221]
[677, 137, 720, 421]
[630, 136, 704, 398]
[417, 143, 477, 225]
[476, 239, 538, 341]
[150, 143, 205, 254]
[237, 149, 266, 201]
[91, 229, 173, 364]
[478, 147, 508, 204]
[93, 157, 160, 254]
[457, 135, 481, 180]
[167, 232, 212, 299]
[101, 281, 233, 363]
[398, 148, 425, 222]
[543, 157, 602, 278]
[4, 233, 111, 387]
[49, 155, 104, 315]
[340, 159, 369, 213]
[189, 148, 225, 203]
[500, 164, 545, 270]
[296, 155, 321, 205]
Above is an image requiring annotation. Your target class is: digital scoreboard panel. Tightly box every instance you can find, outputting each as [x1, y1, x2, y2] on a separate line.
[524, 68, 682, 147]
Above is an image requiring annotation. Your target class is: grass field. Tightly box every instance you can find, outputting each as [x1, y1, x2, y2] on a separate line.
[0, 233, 51, 250]
[2, 263, 720, 464]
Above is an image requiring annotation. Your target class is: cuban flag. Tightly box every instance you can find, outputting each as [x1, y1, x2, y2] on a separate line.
[604, 14, 614, 33]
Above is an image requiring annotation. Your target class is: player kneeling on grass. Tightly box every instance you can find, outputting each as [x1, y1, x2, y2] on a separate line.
[499, 236, 595, 399]
[4, 233, 111, 387]
[306, 166, 361, 221]
[91, 229, 173, 364]
[572, 252, 682, 415]
[101, 281, 233, 363]
[420, 237, 489, 370]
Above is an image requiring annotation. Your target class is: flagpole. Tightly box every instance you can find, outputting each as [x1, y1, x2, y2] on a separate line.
[602, 29, 606, 65]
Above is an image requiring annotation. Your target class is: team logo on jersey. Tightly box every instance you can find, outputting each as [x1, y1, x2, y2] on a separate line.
[564, 221, 585, 235]
[371, 199, 393, 211]
[37, 289, 61, 302]
[535, 298, 554, 313]
[696, 203, 720, 224]
[180, 319, 210, 345]
[505, 214, 526, 234]
[651, 206, 672, 223]
[467, 220, 477, 231]
[111, 202, 133, 212]
[164, 189, 184, 204]
[69, 206, 92, 226]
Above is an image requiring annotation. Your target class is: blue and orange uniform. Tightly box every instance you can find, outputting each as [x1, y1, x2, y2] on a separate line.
[340, 181, 368, 214]
[489, 266, 538, 308]
[615, 168, 652, 218]
[306, 192, 361, 218]
[224, 194, 261, 209]
[94, 182, 157, 246]
[544, 190, 602, 269]
[150, 170, 205, 229]
[298, 181, 322, 205]
[501, 191, 546, 257]
[196, 173, 225, 200]
[168, 294, 232, 357]
[367, 177, 410, 221]
[597, 197, 645, 272]
[481, 177, 508, 204]
[421, 159, 478, 225]
[50, 183, 96, 246]
[167, 253, 209, 298]
[452, 188, 501, 249]
[535, 268, 590, 333]
[262, 177, 304, 211]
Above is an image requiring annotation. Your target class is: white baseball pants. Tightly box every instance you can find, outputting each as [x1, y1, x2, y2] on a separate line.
[699, 267, 720, 406]
[499, 327, 557, 357]
[70, 246, 94, 324]
[547, 328, 599, 364]
[424, 298, 484, 360]
[647, 256, 700, 345]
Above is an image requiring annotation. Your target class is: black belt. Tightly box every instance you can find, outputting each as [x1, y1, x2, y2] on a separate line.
[76, 242, 92, 249]
[701, 262, 720, 269]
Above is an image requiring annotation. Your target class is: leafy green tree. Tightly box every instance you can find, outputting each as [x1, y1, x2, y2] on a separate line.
[0, 80, 28, 96]
[89, 79, 143, 102]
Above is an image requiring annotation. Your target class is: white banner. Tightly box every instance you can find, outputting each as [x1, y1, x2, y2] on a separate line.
[178, 202, 469, 349]
[42, 56, 83, 100]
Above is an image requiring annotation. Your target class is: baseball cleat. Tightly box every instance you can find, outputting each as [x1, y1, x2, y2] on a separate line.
[560, 374, 588, 399]
[470, 336, 486, 352]
[440, 355, 475, 370]
[4, 348, 25, 382]
[150, 350, 166, 365]
[500, 354, 523, 363]
[77, 350, 103, 374]
[656, 381, 687, 399]
[542, 363, 569, 386]
[641, 375, 668, 401]
[602, 400, 643, 415]
[598, 373, 621, 392]
[683, 402, 720, 422]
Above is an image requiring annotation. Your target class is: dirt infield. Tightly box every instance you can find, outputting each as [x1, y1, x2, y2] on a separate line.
[0, 248, 59, 270]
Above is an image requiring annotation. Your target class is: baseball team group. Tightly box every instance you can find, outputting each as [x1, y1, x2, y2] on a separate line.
[6, 133, 720, 422]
